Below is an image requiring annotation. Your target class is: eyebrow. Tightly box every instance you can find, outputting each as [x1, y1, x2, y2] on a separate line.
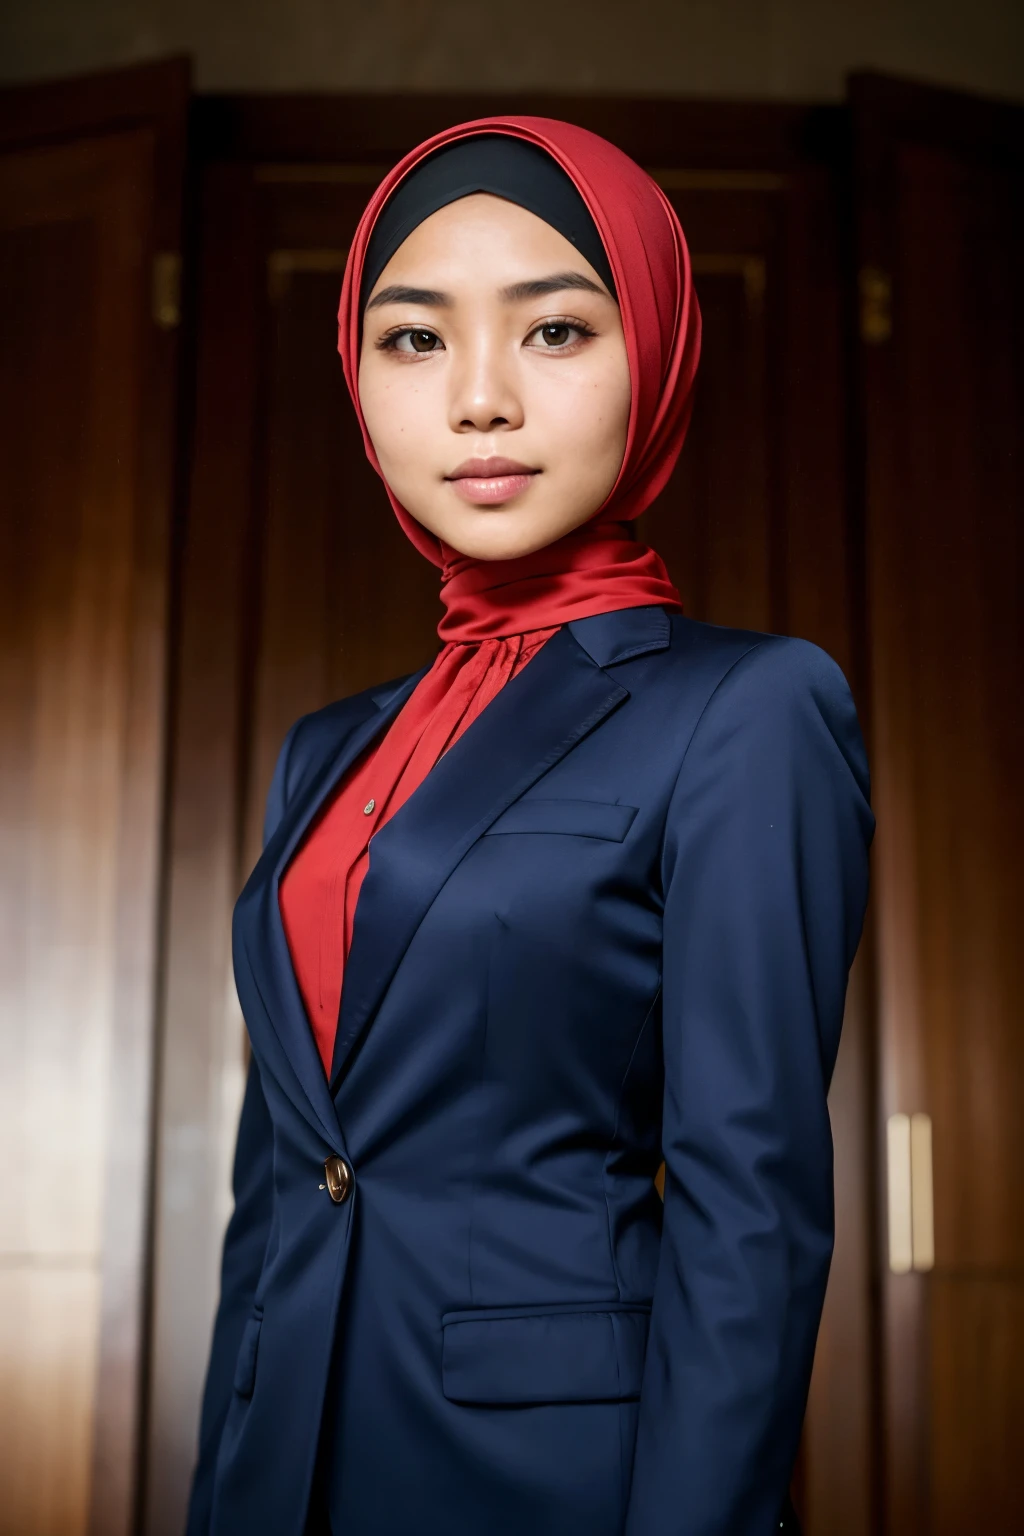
[364, 270, 609, 312]
[500, 271, 608, 302]
[365, 284, 453, 311]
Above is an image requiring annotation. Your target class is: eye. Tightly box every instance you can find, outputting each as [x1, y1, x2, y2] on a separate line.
[380, 327, 444, 354]
[525, 319, 595, 350]
[539, 323, 572, 347]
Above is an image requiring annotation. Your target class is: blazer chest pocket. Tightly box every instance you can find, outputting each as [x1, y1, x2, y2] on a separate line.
[483, 799, 638, 842]
[441, 1301, 651, 1406]
[233, 1311, 263, 1399]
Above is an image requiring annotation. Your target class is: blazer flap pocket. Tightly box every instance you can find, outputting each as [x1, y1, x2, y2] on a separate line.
[483, 799, 638, 842]
[233, 1312, 263, 1399]
[441, 1302, 650, 1405]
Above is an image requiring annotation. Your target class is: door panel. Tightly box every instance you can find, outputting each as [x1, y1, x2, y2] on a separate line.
[640, 243, 774, 630]
[852, 70, 1024, 1535]
[0, 60, 187, 1536]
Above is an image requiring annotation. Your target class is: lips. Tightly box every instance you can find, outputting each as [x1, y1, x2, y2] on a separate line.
[445, 456, 540, 506]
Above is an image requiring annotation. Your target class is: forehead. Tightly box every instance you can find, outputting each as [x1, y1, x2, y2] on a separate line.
[374, 193, 599, 286]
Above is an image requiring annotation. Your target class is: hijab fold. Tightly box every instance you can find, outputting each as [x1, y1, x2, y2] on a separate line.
[283, 118, 702, 1074]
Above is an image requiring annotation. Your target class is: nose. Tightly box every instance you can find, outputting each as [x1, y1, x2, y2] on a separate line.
[447, 333, 524, 434]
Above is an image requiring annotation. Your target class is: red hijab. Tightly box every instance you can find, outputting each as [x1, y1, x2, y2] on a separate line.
[337, 115, 701, 638]
[283, 120, 701, 1074]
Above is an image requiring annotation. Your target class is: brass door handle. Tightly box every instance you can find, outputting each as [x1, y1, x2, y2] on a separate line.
[886, 1112, 934, 1274]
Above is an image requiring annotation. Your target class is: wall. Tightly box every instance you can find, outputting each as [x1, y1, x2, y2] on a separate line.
[2, 0, 1023, 102]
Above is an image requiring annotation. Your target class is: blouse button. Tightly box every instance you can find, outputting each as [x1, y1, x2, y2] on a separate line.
[363, 798, 375, 815]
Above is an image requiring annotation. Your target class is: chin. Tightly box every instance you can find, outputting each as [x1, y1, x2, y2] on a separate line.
[436, 506, 587, 564]
[452, 533, 557, 563]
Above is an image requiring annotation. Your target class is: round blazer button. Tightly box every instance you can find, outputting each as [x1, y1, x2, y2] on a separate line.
[324, 1155, 353, 1204]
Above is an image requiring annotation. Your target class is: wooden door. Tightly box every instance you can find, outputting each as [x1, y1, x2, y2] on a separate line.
[149, 95, 870, 1536]
[0, 59, 188, 1536]
[852, 71, 1024, 1534]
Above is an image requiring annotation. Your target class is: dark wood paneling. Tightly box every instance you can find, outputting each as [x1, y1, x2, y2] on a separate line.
[194, 91, 843, 173]
[637, 186, 781, 630]
[0, 57, 188, 1536]
[930, 1277, 1024, 1534]
[853, 70, 1024, 1535]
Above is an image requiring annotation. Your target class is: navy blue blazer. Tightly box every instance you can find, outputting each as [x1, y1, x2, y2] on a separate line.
[188, 605, 874, 1536]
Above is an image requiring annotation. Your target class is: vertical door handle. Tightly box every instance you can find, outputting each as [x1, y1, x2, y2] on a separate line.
[152, 251, 181, 329]
[886, 1111, 934, 1273]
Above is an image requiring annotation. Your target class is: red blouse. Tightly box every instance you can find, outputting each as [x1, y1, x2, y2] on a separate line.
[279, 628, 556, 1075]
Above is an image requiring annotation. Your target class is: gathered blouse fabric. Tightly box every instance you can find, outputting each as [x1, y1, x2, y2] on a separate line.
[279, 628, 557, 1074]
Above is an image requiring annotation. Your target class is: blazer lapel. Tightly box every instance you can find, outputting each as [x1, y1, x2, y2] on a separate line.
[237, 665, 430, 1142]
[329, 623, 632, 1089]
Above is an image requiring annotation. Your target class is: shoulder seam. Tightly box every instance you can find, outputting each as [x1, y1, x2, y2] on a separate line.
[655, 638, 768, 894]
[669, 637, 768, 796]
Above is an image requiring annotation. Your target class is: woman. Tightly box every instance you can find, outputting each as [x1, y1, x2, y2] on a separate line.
[188, 118, 874, 1536]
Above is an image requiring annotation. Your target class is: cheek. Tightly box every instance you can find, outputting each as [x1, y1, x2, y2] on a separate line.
[533, 360, 630, 472]
[358, 365, 437, 479]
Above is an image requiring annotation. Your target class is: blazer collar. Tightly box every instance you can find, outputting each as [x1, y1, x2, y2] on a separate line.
[237, 605, 671, 1131]
[237, 665, 429, 1143]
[568, 602, 672, 668]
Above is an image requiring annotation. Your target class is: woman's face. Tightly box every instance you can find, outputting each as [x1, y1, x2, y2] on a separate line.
[358, 193, 631, 562]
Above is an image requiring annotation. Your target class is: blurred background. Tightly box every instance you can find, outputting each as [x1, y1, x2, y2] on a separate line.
[1, 4, 1021, 1534]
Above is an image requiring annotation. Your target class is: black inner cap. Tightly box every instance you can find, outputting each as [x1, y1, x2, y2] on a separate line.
[360, 134, 616, 311]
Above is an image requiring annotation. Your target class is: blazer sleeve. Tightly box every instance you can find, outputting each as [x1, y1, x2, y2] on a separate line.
[624, 637, 874, 1536]
[186, 723, 299, 1536]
